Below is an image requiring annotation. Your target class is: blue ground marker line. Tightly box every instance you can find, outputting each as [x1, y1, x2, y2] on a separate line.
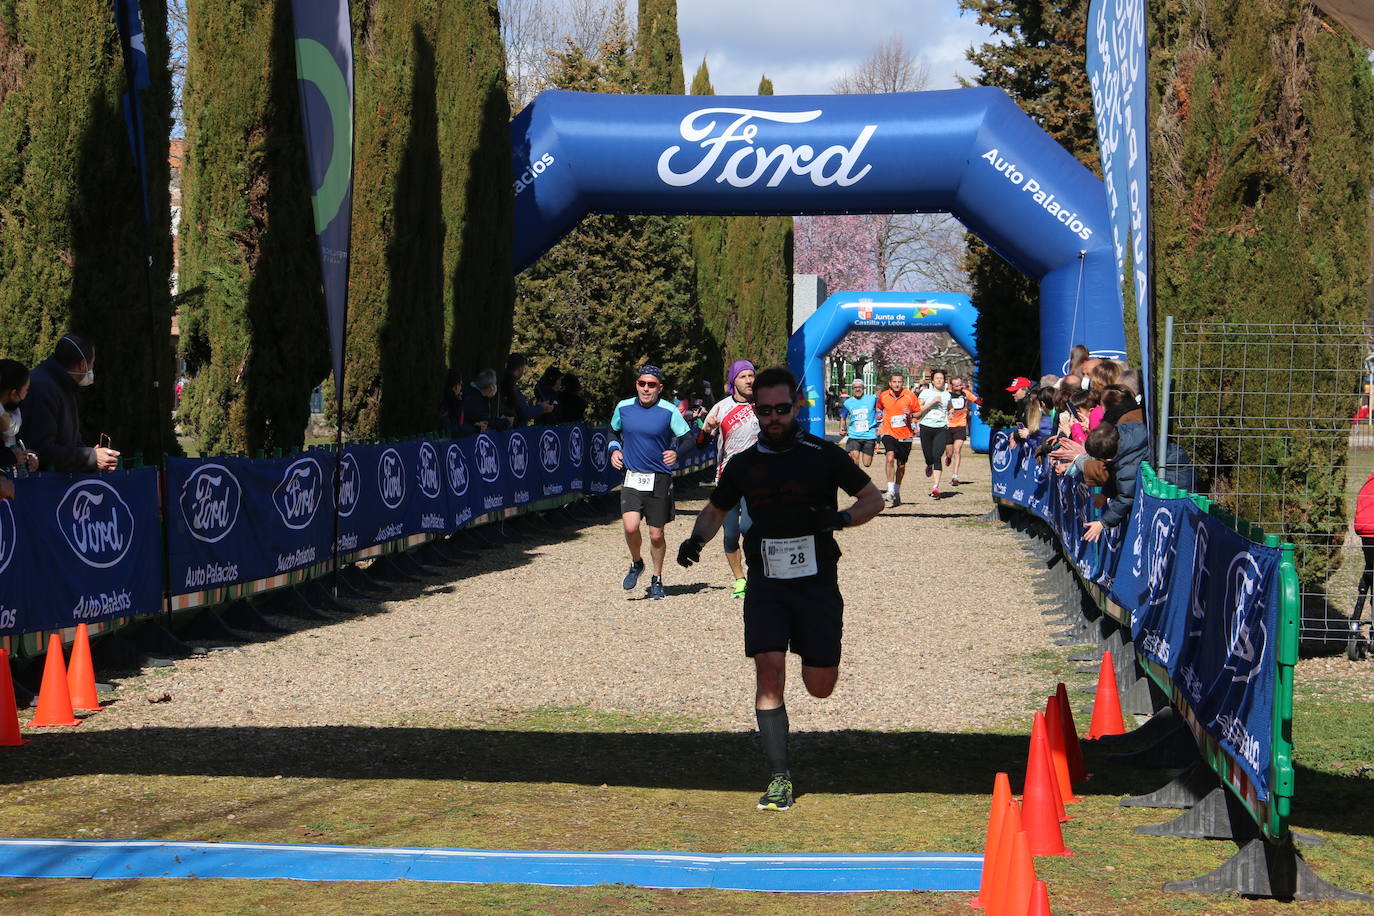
[0, 840, 982, 892]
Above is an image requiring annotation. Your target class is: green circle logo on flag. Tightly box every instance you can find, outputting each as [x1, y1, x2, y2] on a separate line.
[295, 39, 352, 234]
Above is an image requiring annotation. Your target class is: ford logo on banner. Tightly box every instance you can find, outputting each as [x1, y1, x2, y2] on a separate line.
[540, 430, 560, 473]
[475, 434, 501, 483]
[337, 452, 360, 517]
[569, 426, 584, 467]
[991, 435, 1015, 473]
[417, 442, 442, 499]
[508, 433, 529, 479]
[379, 447, 406, 510]
[0, 501, 15, 574]
[58, 480, 134, 569]
[180, 463, 242, 543]
[273, 457, 324, 530]
[590, 432, 608, 472]
[446, 444, 469, 496]
[1224, 551, 1265, 683]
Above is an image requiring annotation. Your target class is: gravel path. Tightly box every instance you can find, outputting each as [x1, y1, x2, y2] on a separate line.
[82, 461, 1064, 736]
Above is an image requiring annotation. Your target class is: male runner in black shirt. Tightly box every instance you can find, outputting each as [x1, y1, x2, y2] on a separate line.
[677, 366, 883, 810]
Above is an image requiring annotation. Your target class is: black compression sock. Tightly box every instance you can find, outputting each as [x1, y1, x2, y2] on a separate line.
[755, 705, 789, 776]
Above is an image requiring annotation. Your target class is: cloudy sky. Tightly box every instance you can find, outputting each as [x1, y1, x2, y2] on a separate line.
[676, 0, 994, 95]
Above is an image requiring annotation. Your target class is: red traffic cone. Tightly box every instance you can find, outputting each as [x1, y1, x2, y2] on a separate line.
[1003, 830, 1037, 916]
[1025, 712, 1068, 823]
[1045, 696, 1081, 803]
[971, 772, 1012, 909]
[1029, 878, 1053, 915]
[1085, 651, 1126, 739]
[0, 649, 27, 746]
[31, 634, 80, 727]
[1054, 682, 1088, 781]
[986, 798, 1023, 916]
[66, 624, 102, 711]
[1022, 712, 1073, 856]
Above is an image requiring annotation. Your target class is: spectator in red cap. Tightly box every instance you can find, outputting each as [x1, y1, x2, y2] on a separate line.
[1005, 376, 1033, 428]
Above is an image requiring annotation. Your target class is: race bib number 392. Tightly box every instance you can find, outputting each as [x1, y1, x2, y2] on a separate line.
[762, 536, 818, 579]
[625, 470, 656, 492]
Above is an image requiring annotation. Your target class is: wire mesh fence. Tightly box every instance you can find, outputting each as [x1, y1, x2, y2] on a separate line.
[1165, 320, 1373, 651]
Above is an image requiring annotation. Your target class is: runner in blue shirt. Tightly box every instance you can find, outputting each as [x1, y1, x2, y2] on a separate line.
[609, 365, 694, 600]
[839, 378, 880, 468]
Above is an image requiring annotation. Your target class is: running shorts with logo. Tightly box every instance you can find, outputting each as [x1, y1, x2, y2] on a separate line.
[710, 431, 870, 668]
[620, 470, 674, 527]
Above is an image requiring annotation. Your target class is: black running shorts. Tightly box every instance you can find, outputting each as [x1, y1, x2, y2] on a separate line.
[620, 471, 674, 527]
[880, 435, 912, 464]
[743, 571, 844, 668]
[948, 426, 968, 442]
[848, 438, 877, 457]
[919, 425, 950, 467]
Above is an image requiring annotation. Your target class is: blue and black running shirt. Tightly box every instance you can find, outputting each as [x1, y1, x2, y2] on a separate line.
[608, 398, 693, 474]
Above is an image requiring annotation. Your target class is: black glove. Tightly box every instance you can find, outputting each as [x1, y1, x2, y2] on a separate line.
[810, 508, 851, 532]
[677, 535, 705, 568]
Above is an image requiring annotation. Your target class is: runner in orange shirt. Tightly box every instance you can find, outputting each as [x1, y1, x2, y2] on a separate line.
[944, 376, 982, 486]
[876, 372, 919, 506]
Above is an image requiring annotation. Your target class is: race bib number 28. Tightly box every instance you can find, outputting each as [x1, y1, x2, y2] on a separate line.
[762, 536, 818, 579]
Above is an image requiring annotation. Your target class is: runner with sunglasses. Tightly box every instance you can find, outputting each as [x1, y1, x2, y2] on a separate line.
[677, 366, 884, 811]
[609, 365, 695, 600]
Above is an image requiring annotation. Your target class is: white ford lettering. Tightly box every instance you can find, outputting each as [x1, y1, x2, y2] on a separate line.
[657, 108, 877, 189]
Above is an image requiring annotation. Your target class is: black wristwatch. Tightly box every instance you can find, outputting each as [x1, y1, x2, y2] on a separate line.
[838, 510, 853, 529]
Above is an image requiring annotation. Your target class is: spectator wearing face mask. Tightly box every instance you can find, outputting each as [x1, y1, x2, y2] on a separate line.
[0, 360, 37, 476]
[24, 334, 120, 472]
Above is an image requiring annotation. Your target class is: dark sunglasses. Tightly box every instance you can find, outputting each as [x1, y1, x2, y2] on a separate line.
[636, 380, 661, 389]
[754, 402, 794, 417]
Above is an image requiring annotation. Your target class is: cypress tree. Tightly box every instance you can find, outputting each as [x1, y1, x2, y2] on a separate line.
[342, 1, 445, 438]
[688, 58, 729, 388]
[958, 0, 1099, 418]
[636, 0, 683, 94]
[738, 74, 793, 368]
[178, 0, 328, 454]
[0, 0, 175, 459]
[436, 0, 513, 380]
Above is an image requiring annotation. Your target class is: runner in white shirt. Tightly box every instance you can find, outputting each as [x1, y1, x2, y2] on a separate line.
[917, 369, 953, 498]
[701, 360, 758, 599]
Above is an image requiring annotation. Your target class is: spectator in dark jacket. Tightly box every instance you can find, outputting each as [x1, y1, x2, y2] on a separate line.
[25, 335, 120, 472]
[1076, 399, 1149, 542]
[0, 359, 38, 474]
[553, 373, 587, 424]
[500, 353, 553, 427]
[459, 369, 509, 435]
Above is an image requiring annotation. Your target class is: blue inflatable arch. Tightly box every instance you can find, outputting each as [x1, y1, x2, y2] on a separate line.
[510, 86, 1127, 373]
[788, 292, 991, 452]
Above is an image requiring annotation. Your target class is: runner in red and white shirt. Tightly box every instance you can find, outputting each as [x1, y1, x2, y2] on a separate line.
[701, 360, 759, 599]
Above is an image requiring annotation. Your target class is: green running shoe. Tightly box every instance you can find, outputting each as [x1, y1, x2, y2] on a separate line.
[757, 774, 794, 811]
[731, 577, 747, 599]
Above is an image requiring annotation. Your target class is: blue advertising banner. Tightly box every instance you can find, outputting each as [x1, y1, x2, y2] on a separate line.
[336, 443, 411, 553]
[289, 0, 354, 413]
[989, 432, 1279, 801]
[167, 453, 336, 595]
[112, 0, 152, 232]
[1087, 0, 1152, 415]
[406, 440, 450, 539]
[0, 471, 162, 635]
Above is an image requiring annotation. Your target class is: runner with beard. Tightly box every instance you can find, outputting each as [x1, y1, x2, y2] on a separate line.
[677, 367, 884, 811]
[700, 360, 759, 599]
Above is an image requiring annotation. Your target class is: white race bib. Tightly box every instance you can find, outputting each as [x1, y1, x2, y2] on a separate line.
[625, 470, 656, 492]
[889, 414, 907, 428]
[762, 536, 818, 579]
[852, 418, 869, 433]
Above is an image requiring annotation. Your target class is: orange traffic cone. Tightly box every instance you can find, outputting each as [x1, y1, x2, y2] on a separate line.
[66, 624, 102, 711]
[31, 634, 80, 727]
[1085, 651, 1125, 739]
[1045, 696, 1081, 804]
[1029, 879, 1053, 915]
[0, 649, 27, 746]
[1026, 712, 1068, 823]
[985, 798, 1023, 916]
[1003, 830, 1037, 916]
[1054, 682, 1088, 781]
[971, 772, 1012, 909]
[1022, 712, 1073, 856]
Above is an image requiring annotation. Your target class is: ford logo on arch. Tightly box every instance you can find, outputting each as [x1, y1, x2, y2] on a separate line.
[378, 448, 406, 510]
[568, 427, 584, 468]
[446, 444, 469, 496]
[180, 463, 242, 543]
[337, 453, 361, 517]
[58, 480, 135, 569]
[273, 457, 325, 530]
[590, 432, 608, 472]
[539, 430, 561, 473]
[508, 433, 529, 479]
[0, 502, 16, 575]
[475, 434, 501, 483]
[417, 442, 442, 499]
